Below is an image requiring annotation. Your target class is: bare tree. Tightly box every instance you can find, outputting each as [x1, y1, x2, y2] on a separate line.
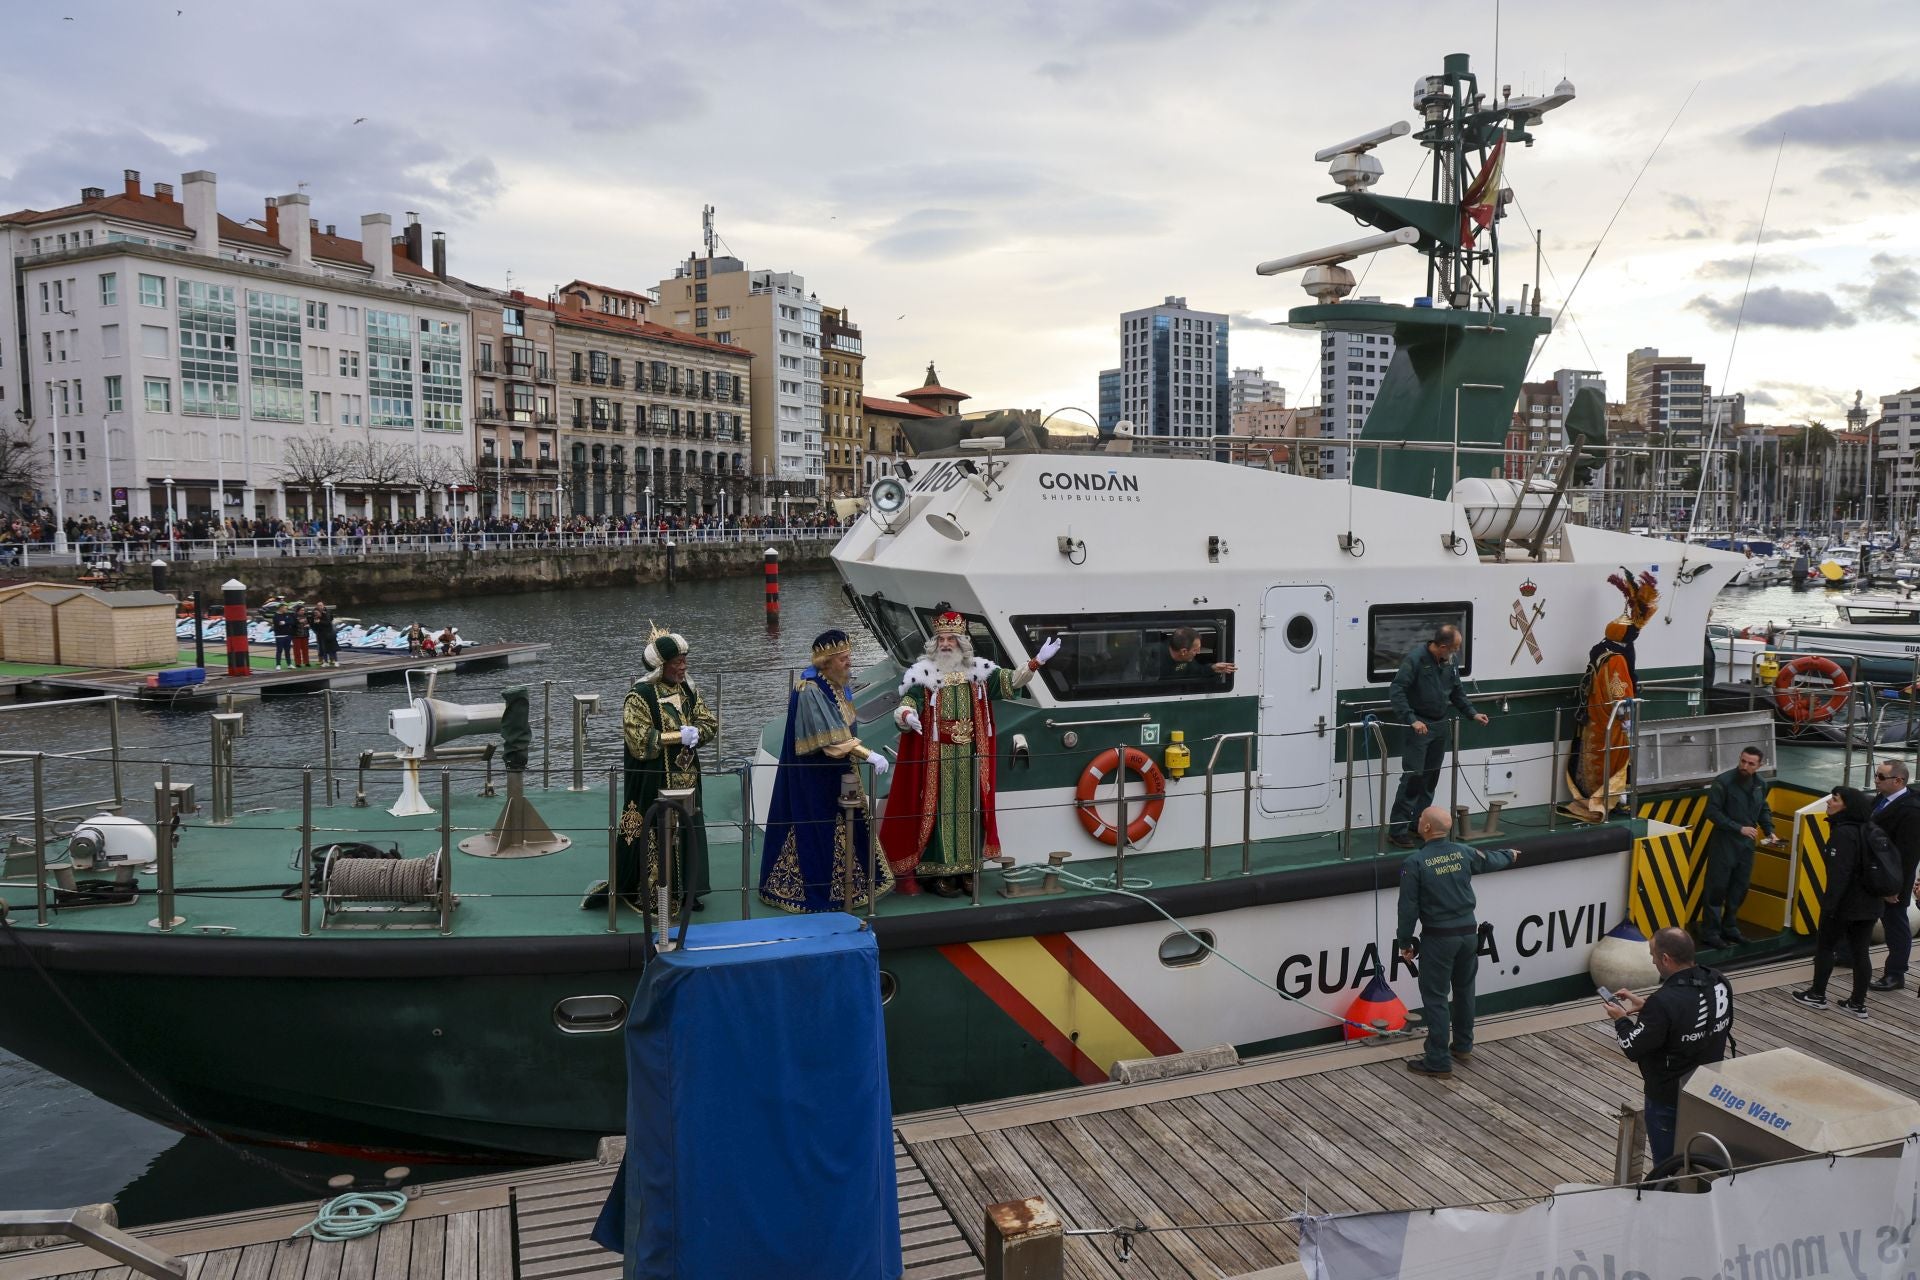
[274, 433, 354, 490]
[0, 418, 46, 516]
[402, 443, 454, 492]
[352, 439, 412, 488]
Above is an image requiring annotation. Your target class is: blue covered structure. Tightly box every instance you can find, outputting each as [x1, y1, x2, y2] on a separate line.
[592, 914, 902, 1280]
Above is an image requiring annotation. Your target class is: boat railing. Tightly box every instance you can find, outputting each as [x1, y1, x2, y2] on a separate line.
[1338, 721, 1392, 859]
[1202, 731, 1257, 878]
[0, 696, 125, 824]
[1746, 649, 1865, 786]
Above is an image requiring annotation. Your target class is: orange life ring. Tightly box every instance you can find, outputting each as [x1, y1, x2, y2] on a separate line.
[1073, 747, 1167, 846]
[1773, 655, 1850, 723]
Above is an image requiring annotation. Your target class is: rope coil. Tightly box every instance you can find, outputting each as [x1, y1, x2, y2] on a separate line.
[325, 853, 440, 903]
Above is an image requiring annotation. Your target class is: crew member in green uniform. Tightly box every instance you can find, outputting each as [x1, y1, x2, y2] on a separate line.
[1387, 625, 1489, 848]
[1697, 746, 1776, 948]
[584, 624, 719, 913]
[1395, 805, 1521, 1078]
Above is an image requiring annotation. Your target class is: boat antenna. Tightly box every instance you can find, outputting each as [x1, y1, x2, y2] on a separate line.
[1523, 81, 1698, 379]
[1685, 132, 1787, 543]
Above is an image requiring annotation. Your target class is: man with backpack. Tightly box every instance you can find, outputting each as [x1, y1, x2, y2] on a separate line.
[1869, 759, 1920, 993]
[1793, 787, 1903, 1019]
[1603, 927, 1733, 1167]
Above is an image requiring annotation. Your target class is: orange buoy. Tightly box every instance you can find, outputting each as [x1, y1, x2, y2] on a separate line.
[1344, 973, 1409, 1040]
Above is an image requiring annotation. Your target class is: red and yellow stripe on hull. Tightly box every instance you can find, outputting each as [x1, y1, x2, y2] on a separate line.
[940, 934, 1180, 1084]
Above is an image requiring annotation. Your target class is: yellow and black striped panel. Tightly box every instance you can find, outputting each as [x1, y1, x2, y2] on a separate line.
[1629, 831, 1701, 935]
[1792, 808, 1834, 936]
[1638, 794, 1707, 832]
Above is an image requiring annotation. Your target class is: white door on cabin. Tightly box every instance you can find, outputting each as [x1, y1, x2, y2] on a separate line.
[1258, 585, 1335, 815]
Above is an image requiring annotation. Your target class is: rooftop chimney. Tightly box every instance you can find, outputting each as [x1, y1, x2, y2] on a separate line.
[263, 196, 279, 239]
[182, 170, 218, 257]
[325, 224, 336, 237]
[401, 217, 424, 268]
[278, 192, 313, 270]
[81, 186, 104, 202]
[123, 169, 140, 196]
[360, 212, 393, 283]
[431, 230, 447, 280]
[154, 182, 175, 203]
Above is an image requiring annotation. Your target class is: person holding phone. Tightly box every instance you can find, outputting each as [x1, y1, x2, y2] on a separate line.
[1603, 927, 1733, 1168]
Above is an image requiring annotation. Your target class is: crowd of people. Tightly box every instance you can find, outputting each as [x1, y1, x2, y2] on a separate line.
[0, 506, 851, 562]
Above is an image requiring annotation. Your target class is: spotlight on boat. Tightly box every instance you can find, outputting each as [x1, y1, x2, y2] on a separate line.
[926, 512, 970, 542]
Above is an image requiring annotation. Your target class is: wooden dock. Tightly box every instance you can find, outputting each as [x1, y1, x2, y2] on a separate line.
[4, 642, 548, 703]
[3, 952, 1906, 1280]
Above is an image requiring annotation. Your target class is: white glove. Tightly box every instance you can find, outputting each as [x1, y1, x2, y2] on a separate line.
[678, 725, 700, 748]
[1035, 636, 1063, 665]
[898, 707, 923, 734]
[869, 753, 890, 776]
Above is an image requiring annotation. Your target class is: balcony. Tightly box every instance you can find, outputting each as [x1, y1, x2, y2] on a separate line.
[651, 378, 669, 392]
[478, 407, 502, 421]
[536, 459, 558, 471]
[535, 414, 557, 427]
[476, 359, 498, 376]
[535, 368, 555, 384]
[507, 457, 532, 470]
[505, 358, 533, 376]
[570, 370, 587, 384]
[571, 413, 587, 428]
[608, 372, 626, 388]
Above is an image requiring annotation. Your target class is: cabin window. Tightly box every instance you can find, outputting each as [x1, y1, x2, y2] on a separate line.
[1367, 602, 1473, 682]
[879, 970, 898, 1005]
[1008, 610, 1235, 700]
[1158, 929, 1216, 968]
[862, 594, 925, 665]
[553, 994, 627, 1033]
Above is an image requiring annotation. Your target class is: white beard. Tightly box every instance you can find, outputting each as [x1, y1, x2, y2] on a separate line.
[931, 647, 966, 675]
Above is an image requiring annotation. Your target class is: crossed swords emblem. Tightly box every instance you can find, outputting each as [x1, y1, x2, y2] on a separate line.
[1510, 598, 1545, 664]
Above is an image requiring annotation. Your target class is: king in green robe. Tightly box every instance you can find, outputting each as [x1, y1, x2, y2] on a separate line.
[587, 627, 719, 913]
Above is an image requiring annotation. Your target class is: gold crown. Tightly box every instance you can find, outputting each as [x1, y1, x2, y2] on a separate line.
[811, 636, 852, 661]
[933, 611, 966, 637]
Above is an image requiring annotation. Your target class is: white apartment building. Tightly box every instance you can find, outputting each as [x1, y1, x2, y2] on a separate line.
[1880, 386, 1920, 506]
[1228, 366, 1285, 414]
[1, 169, 471, 525]
[1316, 300, 1395, 480]
[1119, 296, 1227, 445]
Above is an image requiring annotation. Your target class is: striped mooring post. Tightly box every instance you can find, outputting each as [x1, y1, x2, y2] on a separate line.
[222, 578, 250, 677]
[764, 547, 780, 628]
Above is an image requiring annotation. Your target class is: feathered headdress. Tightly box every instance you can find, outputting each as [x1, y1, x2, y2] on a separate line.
[1607, 566, 1659, 629]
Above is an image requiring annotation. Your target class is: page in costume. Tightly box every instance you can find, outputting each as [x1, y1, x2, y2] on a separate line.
[759, 668, 892, 913]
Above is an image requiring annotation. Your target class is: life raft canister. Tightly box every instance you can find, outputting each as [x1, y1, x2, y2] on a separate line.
[1773, 654, 1850, 724]
[1073, 746, 1167, 846]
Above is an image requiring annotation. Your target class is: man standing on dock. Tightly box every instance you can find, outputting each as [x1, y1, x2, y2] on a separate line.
[1387, 625, 1488, 848]
[1395, 806, 1519, 1078]
[1696, 746, 1775, 948]
[1869, 759, 1920, 992]
[1604, 927, 1732, 1167]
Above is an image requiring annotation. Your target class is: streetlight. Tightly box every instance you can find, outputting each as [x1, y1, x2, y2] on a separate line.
[644, 484, 653, 531]
[163, 475, 177, 561]
[322, 479, 336, 555]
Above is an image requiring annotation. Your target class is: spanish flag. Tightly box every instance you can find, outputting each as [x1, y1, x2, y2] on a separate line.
[1459, 135, 1506, 246]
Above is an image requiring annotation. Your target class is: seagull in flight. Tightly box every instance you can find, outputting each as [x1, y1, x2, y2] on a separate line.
[353, 117, 367, 125]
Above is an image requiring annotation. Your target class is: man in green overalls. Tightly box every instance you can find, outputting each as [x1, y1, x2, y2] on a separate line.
[1697, 746, 1776, 947]
[1395, 806, 1521, 1078]
[1387, 625, 1489, 848]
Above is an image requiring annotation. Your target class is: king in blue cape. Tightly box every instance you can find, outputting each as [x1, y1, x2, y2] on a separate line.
[759, 630, 895, 913]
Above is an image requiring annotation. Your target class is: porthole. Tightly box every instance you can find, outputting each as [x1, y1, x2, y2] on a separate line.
[553, 994, 627, 1034]
[879, 970, 898, 1005]
[1157, 929, 1216, 968]
[1285, 614, 1316, 652]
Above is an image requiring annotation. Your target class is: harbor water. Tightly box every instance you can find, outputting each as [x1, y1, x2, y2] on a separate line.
[0, 572, 1838, 1222]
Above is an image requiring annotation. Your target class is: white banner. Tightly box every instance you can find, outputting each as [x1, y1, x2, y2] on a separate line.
[1302, 1143, 1920, 1280]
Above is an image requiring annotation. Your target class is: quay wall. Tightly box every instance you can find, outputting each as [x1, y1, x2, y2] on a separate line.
[22, 540, 836, 609]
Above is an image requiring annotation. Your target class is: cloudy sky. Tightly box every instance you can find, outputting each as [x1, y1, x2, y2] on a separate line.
[5, 0, 1917, 423]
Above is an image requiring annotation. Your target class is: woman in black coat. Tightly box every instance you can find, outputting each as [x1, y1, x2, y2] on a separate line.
[1795, 787, 1897, 1017]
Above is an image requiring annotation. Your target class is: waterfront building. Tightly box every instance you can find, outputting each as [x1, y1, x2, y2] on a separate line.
[820, 306, 865, 500]
[1232, 402, 1315, 473]
[458, 282, 560, 520]
[1877, 388, 1920, 520]
[1228, 366, 1285, 414]
[863, 363, 969, 468]
[0, 170, 472, 524]
[656, 253, 821, 509]
[1316, 301, 1395, 480]
[1097, 367, 1120, 433]
[1119, 296, 1228, 447]
[546, 284, 751, 521]
[1625, 348, 1709, 489]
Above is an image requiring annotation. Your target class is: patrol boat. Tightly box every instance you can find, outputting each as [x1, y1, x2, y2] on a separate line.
[0, 52, 1846, 1162]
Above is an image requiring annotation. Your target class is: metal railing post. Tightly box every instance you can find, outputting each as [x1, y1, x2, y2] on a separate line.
[438, 771, 453, 935]
[738, 762, 754, 921]
[1842, 656, 1858, 787]
[1369, 721, 1390, 856]
[1113, 738, 1129, 890]
[607, 767, 621, 934]
[152, 761, 178, 931]
[570, 693, 597, 792]
[322, 691, 337, 804]
[1242, 735, 1254, 876]
[32, 753, 48, 927]
[108, 697, 123, 807]
[865, 759, 879, 919]
[971, 746, 984, 907]
[1450, 717, 1462, 821]
[300, 770, 313, 936]
[542, 680, 553, 791]
[1549, 708, 1562, 833]
[1627, 698, 1645, 817]
[713, 672, 723, 760]
[1341, 722, 1356, 859]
